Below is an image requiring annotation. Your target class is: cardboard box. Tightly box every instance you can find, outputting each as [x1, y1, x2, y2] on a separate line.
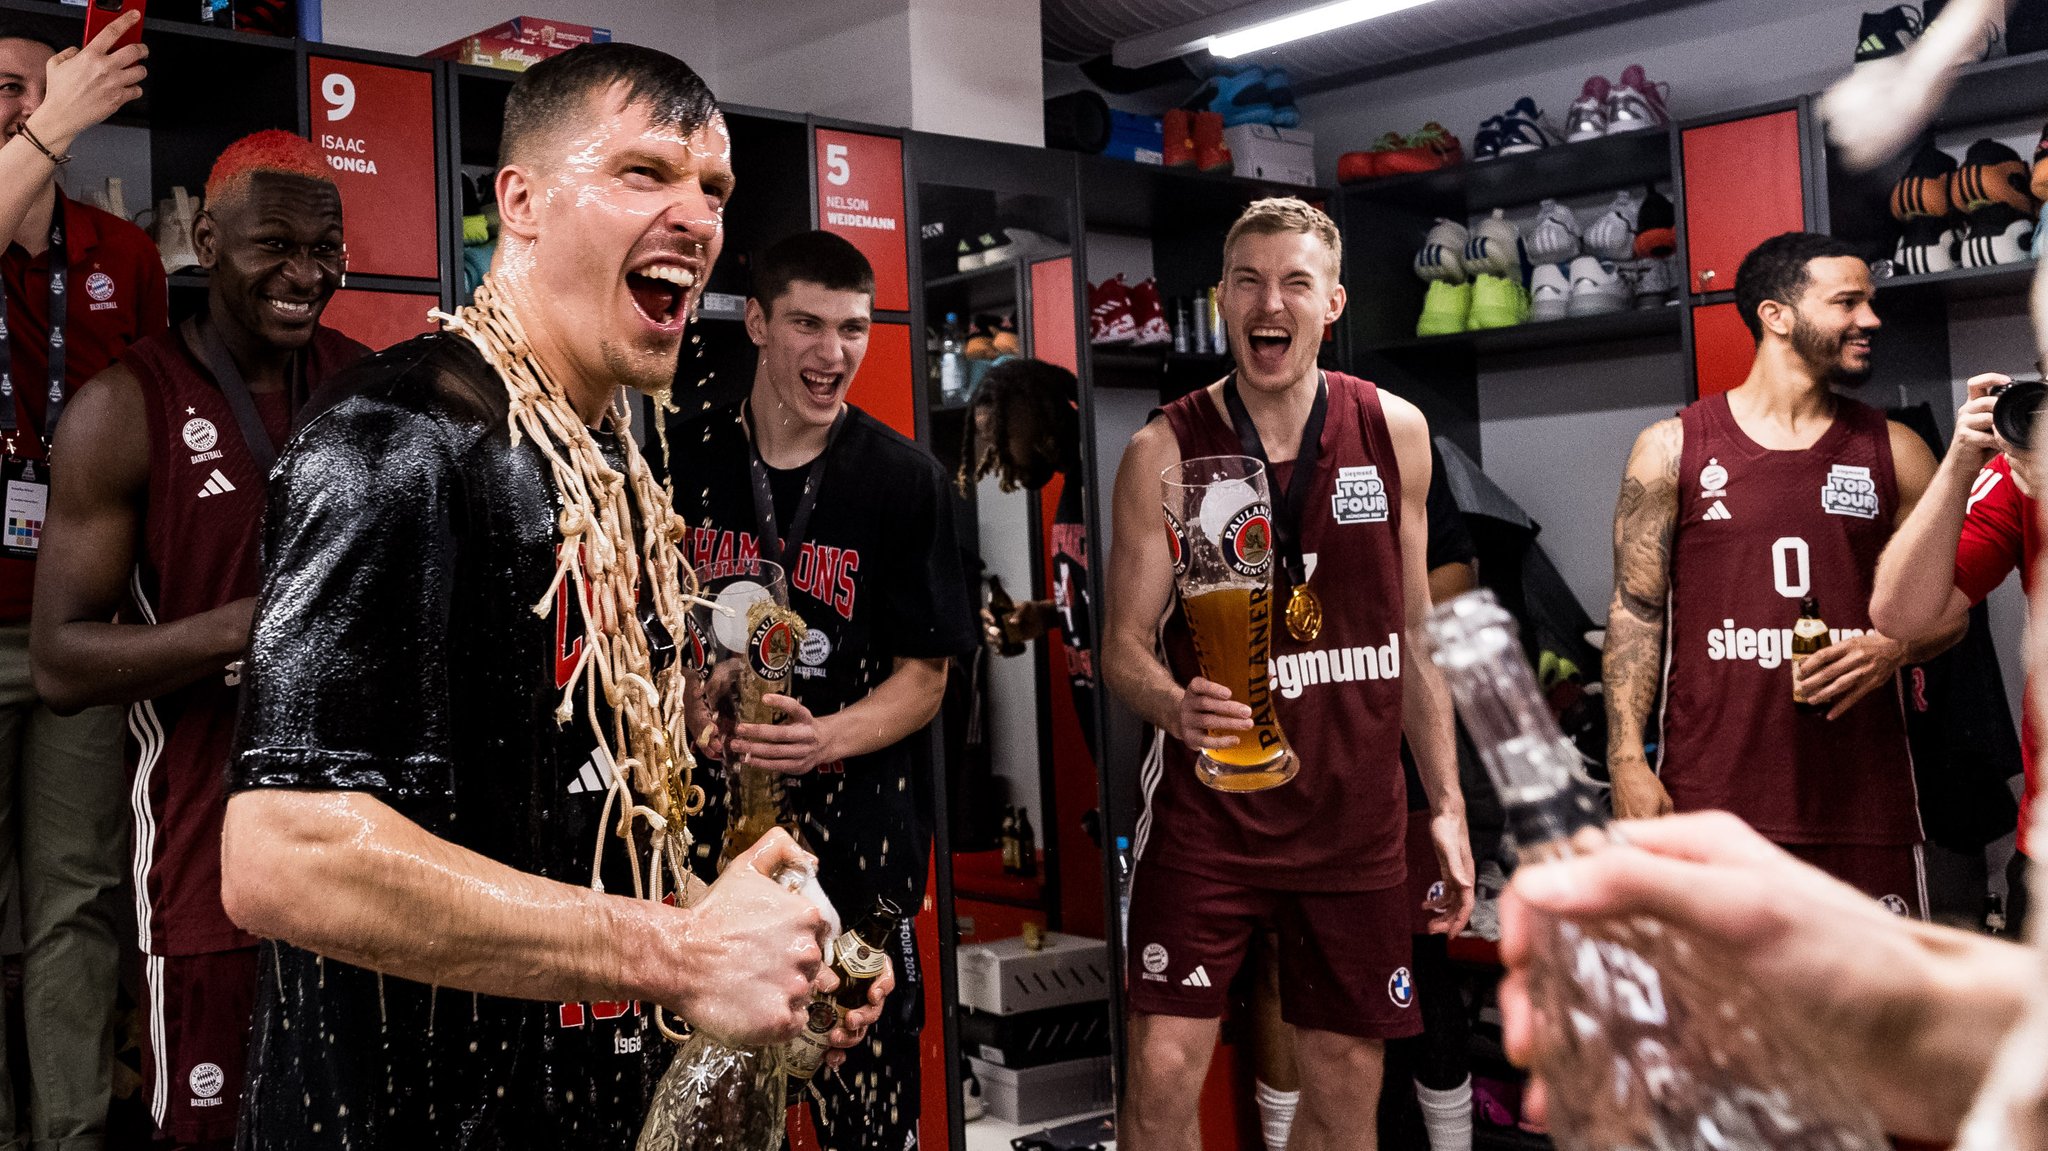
[1103, 109, 1164, 166]
[959, 1001, 1112, 1069]
[1224, 123, 1316, 186]
[956, 933, 1110, 1015]
[967, 1055, 1114, 1126]
[428, 17, 613, 72]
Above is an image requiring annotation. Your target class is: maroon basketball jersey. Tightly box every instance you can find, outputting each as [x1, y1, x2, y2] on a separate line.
[1145, 371, 1409, 891]
[1660, 392, 1919, 846]
[126, 324, 367, 954]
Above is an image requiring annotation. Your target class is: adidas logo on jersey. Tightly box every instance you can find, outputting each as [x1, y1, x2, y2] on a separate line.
[565, 747, 618, 795]
[1180, 965, 1212, 988]
[1703, 500, 1732, 521]
[195, 469, 235, 498]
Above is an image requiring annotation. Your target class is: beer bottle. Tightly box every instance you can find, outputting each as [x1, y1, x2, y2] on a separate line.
[986, 575, 1026, 657]
[999, 808, 1019, 873]
[1015, 807, 1038, 879]
[1790, 596, 1831, 713]
[784, 900, 905, 1082]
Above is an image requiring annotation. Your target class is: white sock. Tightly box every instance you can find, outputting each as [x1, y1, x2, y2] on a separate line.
[1415, 1076, 1473, 1151]
[1255, 1079, 1299, 1151]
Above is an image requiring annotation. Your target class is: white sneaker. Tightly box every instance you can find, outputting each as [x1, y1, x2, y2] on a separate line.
[981, 227, 1064, 266]
[1605, 65, 1671, 134]
[1566, 255, 1629, 316]
[1528, 263, 1571, 321]
[1960, 204, 2033, 268]
[1583, 191, 1640, 261]
[1413, 218, 1470, 283]
[156, 188, 201, 273]
[1564, 77, 1611, 142]
[1461, 208, 1522, 277]
[1522, 199, 1580, 265]
[1628, 257, 1678, 307]
[1896, 216, 1960, 275]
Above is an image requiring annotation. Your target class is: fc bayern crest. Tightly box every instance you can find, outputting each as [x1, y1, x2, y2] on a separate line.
[85, 271, 115, 303]
[748, 615, 797, 679]
[1163, 507, 1188, 576]
[1223, 502, 1273, 578]
[182, 417, 218, 453]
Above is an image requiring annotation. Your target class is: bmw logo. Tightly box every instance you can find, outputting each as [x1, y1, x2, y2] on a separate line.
[1387, 966, 1414, 1008]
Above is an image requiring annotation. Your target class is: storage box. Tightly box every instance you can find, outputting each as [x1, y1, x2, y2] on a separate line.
[1103, 110, 1164, 166]
[959, 1001, 1112, 1069]
[955, 933, 1110, 1015]
[428, 17, 613, 72]
[1224, 124, 1316, 186]
[967, 1055, 1114, 1126]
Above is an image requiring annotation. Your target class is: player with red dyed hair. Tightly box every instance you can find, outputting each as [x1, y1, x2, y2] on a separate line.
[29, 127, 366, 1151]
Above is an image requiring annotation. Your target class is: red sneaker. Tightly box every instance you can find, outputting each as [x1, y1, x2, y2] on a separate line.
[1193, 111, 1232, 174]
[1163, 108, 1195, 168]
[1379, 122, 1463, 174]
[1337, 150, 1381, 184]
[1089, 276, 1138, 345]
[1129, 277, 1171, 345]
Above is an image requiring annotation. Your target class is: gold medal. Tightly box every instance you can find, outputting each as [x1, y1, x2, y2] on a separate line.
[1285, 583, 1323, 642]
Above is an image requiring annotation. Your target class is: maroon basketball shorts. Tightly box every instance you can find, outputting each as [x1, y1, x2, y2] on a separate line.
[1125, 858, 1421, 1040]
[142, 947, 257, 1146]
[1783, 842, 1929, 921]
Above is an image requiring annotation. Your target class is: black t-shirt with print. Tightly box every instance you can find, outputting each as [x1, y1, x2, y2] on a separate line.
[669, 400, 976, 917]
[228, 333, 671, 1151]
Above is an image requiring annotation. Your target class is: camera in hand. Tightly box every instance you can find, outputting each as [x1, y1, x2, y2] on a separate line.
[1990, 379, 2047, 453]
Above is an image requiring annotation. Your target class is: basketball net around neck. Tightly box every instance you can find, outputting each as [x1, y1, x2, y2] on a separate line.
[429, 276, 703, 917]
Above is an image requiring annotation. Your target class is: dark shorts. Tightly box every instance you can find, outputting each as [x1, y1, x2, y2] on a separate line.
[1125, 859, 1420, 1040]
[1404, 809, 1444, 936]
[1783, 842, 1928, 920]
[143, 947, 256, 1145]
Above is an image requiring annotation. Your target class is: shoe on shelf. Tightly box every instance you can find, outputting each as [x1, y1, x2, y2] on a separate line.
[1629, 257, 1679, 307]
[1193, 111, 1232, 173]
[961, 1064, 986, 1123]
[1528, 263, 1571, 321]
[1564, 76, 1612, 142]
[1895, 215, 1961, 275]
[1187, 65, 1275, 127]
[1129, 277, 1172, 346]
[1635, 186, 1678, 258]
[1858, 4, 1924, 63]
[1471, 118, 1504, 163]
[1089, 276, 1138, 344]
[1890, 142, 1958, 219]
[1584, 191, 1641, 260]
[1491, 97, 1562, 156]
[1336, 134, 1401, 184]
[1605, 64, 1671, 134]
[1414, 218, 1471, 283]
[1959, 202, 2034, 267]
[957, 229, 1003, 272]
[2032, 120, 2048, 204]
[1379, 122, 1464, 174]
[1523, 199, 1582, 265]
[1468, 272, 1529, 329]
[981, 228, 1064, 267]
[1566, 255, 1630, 316]
[1163, 108, 1195, 168]
[1265, 69, 1301, 128]
[1417, 279, 1473, 337]
[1463, 208, 1523, 276]
[1952, 138, 2036, 216]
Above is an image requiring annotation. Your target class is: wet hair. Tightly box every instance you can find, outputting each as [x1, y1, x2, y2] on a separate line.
[1224, 196, 1342, 280]
[498, 43, 719, 170]
[750, 230, 874, 315]
[958, 357, 1080, 494]
[204, 130, 334, 209]
[0, 21, 64, 55]
[1734, 231, 1866, 343]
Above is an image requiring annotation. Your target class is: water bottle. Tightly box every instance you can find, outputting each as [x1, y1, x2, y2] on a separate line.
[939, 312, 964, 402]
[1423, 590, 1889, 1151]
[1114, 836, 1134, 952]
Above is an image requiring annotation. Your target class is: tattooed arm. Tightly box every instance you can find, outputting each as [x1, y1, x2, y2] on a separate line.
[1605, 418, 1682, 820]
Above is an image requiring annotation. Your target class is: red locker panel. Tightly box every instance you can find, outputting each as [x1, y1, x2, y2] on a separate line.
[855, 321, 917, 439]
[1681, 110, 1806, 296]
[1693, 301, 1756, 397]
[319, 288, 437, 352]
[1029, 256, 1078, 372]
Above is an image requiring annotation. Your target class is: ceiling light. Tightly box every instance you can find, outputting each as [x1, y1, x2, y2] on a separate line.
[1207, 0, 1441, 57]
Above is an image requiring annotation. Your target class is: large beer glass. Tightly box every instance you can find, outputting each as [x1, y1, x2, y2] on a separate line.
[1162, 454, 1298, 791]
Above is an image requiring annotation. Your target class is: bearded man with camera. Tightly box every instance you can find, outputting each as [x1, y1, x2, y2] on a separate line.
[1872, 370, 2047, 934]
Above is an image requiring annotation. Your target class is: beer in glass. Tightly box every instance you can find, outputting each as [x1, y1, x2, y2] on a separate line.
[1162, 454, 1298, 791]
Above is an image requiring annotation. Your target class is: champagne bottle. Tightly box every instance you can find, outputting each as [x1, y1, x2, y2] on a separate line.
[1790, 596, 1831, 713]
[1423, 591, 1889, 1151]
[987, 575, 1027, 657]
[784, 899, 904, 1082]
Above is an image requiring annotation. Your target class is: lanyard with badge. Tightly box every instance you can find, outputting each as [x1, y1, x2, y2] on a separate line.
[1222, 370, 1329, 642]
[0, 196, 67, 561]
[742, 400, 849, 574]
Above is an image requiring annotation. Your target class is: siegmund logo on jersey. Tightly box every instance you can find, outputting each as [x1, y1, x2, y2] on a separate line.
[1332, 465, 1389, 524]
[1270, 632, 1401, 698]
[1705, 618, 1870, 668]
[1820, 464, 1880, 519]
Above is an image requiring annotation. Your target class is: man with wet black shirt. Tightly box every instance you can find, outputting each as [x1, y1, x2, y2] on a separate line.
[216, 46, 868, 1151]
[671, 229, 976, 1150]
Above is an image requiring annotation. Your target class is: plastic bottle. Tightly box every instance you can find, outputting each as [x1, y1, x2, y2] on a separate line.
[939, 312, 964, 401]
[1422, 590, 1888, 1151]
[1114, 836, 1134, 951]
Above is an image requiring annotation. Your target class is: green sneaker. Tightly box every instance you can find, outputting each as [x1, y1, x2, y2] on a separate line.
[1468, 272, 1528, 329]
[1416, 279, 1471, 337]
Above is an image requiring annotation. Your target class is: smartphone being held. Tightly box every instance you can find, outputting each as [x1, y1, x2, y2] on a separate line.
[83, 0, 146, 53]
